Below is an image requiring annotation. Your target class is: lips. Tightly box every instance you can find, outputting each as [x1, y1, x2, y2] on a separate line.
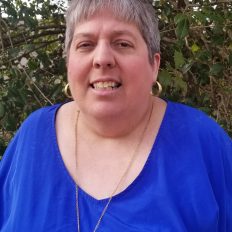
[90, 81, 121, 90]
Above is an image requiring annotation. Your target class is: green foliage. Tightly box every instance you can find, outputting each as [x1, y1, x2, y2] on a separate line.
[157, 0, 232, 136]
[0, 0, 232, 158]
[0, 0, 66, 157]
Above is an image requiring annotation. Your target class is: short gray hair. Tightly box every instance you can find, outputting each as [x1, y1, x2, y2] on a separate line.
[65, 0, 160, 64]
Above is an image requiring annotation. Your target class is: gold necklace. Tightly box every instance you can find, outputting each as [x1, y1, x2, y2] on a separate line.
[74, 102, 154, 232]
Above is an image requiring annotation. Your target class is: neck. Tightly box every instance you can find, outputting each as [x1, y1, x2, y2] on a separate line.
[75, 98, 154, 139]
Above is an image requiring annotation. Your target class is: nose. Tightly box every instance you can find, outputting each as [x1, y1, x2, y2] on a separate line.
[93, 43, 116, 69]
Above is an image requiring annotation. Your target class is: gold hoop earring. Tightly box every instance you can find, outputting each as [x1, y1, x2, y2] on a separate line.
[64, 83, 72, 99]
[151, 81, 162, 96]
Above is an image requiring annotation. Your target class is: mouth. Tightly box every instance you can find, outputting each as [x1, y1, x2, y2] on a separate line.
[90, 81, 121, 90]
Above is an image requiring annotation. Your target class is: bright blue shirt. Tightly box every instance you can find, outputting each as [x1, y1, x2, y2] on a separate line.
[0, 101, 232, 231]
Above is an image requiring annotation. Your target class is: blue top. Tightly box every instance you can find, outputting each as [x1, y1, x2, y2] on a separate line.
[0, 101, 232, 232]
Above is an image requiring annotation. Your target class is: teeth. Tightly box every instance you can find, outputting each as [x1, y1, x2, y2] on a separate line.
[92, 81, 119, 89]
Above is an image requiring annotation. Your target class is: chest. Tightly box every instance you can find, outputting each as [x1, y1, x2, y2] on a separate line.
[76, 159, 219, 232]
[5, 142, 220, 232]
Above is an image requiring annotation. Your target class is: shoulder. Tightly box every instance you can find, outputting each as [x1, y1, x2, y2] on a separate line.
[167, 101, 215, 125]
[16, 103, 64, 138]
[21, 103, 61, 129]
[163, 101, 232, 164]
[163, 100, 232, 168]
[1, 103, 62, 162]
[0, 103, 62, 171]
[166, 101, 229, 139]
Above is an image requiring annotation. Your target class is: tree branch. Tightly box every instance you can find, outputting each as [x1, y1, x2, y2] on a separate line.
[22, 68, 53, 105]
[1, 38, 61, 66]
[1, 29, 64, 50]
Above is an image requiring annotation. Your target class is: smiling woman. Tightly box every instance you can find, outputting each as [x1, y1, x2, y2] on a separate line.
[66, 11, 160, 127]
[0, 0, 232, 232]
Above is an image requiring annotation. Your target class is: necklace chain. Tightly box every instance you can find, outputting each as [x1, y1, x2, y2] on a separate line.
[74, 103, 154, 232]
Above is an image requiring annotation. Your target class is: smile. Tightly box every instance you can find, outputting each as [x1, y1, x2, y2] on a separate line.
[91, 81, 121, 90]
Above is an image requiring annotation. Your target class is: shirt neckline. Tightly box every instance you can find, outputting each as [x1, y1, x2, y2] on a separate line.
[51, 100, 171, 204]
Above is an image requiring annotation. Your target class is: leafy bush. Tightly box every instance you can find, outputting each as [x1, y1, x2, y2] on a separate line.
[157, 0, 232, 136]
[0, 0, 232, 158]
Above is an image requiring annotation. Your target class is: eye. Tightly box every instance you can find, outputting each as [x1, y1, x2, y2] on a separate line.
[76, 41, 94, 51]
[114, 40, 133, 49]
[118, 42, 130, 47]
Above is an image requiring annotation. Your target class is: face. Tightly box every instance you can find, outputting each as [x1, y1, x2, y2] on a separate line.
[67, 11, 160, 119]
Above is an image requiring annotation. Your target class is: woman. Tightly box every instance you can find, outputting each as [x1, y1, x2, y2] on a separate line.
[0, 0, 231, 231]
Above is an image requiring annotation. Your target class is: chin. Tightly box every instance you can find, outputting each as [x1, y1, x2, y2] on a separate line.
[87, 105, 123, 119]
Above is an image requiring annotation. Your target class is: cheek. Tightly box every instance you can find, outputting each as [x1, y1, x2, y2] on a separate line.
[126, 58, 154, 82]
[67, 59, 82, 83]
[67, 54, 91, 82]
[67, 60, 75, 78]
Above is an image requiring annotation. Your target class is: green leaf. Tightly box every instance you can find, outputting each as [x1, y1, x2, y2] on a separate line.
[193, 12, 207, 24]
[174, 50, 185, 69]
[209, 63, 224, 76]
[174, 75, 187, 95]
[174, 14, 187, 24]
[8, 48, 21, 59]
[5, 115, 17, 131]
[28, 59, 39, 70]
[174, 14, 189, 39]
[206, 11, 224, 24]
[158, 70, 172, 87]
[197, 51, 212, 62]
[191, 43, 200, 53]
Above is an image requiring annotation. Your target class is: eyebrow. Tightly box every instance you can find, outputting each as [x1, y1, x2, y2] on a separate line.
[73, 30, 137, 41]
[73, 33, 94, 41]
[111, 30, 137, 40]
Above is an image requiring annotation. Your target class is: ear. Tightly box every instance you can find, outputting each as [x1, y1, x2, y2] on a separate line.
[65, 53, 69, 68]
[152, 53, 160, 81]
